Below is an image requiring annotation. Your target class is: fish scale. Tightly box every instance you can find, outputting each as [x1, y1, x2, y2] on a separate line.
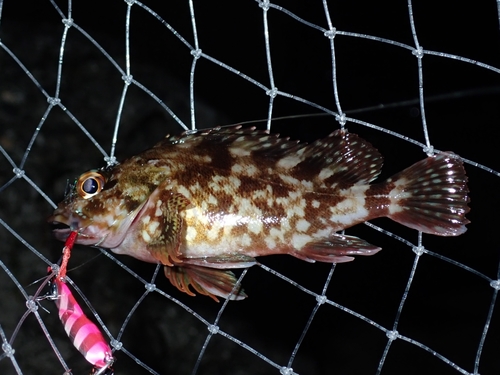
[50, 126, 470, 301]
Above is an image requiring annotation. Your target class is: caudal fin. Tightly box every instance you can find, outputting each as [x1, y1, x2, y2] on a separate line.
[386, 152, 470, 236]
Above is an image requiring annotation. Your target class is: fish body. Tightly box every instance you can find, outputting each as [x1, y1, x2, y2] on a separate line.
[50, 127, 470, 301]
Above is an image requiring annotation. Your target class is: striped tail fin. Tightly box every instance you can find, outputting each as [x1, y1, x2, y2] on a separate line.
[386, 152, 470, 236]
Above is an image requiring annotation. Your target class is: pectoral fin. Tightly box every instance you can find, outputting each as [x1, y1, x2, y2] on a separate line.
[164, 264, 247, 302]
[293, 233, 381, 263]
[140, 188, 192, 266]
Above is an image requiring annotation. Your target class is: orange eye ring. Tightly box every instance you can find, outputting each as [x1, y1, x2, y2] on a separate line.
[76, 171, 106, 199]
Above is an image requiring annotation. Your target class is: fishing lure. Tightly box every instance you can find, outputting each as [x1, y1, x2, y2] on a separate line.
[42, 265, 115, 375]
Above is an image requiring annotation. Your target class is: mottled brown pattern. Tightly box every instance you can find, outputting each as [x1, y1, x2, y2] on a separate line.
[364, 182, 394, 217]
[50, 127, 470, 300]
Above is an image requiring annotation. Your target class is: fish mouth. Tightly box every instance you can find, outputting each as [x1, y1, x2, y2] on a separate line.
[49, 220, 105, 245]
[50, 221, 72, 241]
[48, 211, 76, 241]
[48, 214, 102, 245]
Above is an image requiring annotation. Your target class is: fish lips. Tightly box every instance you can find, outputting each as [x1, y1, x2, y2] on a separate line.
[48, 214, 102, 246]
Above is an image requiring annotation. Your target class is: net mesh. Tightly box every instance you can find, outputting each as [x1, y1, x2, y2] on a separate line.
[1, 1, 499, 374]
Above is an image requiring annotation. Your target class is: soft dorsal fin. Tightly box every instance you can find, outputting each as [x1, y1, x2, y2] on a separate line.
[276, 129, 384, 186]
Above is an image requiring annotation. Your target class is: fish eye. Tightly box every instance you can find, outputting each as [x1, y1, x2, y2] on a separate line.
[76, 171, 106, 199]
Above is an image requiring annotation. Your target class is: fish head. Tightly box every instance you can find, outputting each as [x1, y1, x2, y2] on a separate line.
[49, 160, 168, 249]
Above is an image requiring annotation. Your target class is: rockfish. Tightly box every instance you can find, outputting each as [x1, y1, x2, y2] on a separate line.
[50, 127, 470, 301]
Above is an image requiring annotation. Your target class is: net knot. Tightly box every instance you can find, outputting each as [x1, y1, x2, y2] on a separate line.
[336, 112, 346, 126]
[110, 339, 123, 351]
[266, 87, 278, 98]
[423, 145, 434, 156]
[50, 263, 60, 275]
[190, 49, 202, 59]
[490, 280, 500, 290]
[412, 245, 425, 256]
[412, 46, 424, 59]
[386, 330, 399, 341]
[258, 0, 270, 11]
[145, 283, 156, 292]
[62, 18, 74, 28]
[47, 97, 61, 106]
[124, 0, 136, 6]
[104, 156, 117, 166]
[280, 367, 296, 375]
[316, 295, 327, 305]
[324, 28, 337, 39]
[122, 74, 133, 85]
[208, 324, 219, 334]
[12, 168, 25, 178]
[1, 342, 15, 357]
[26, 296, 38, 312]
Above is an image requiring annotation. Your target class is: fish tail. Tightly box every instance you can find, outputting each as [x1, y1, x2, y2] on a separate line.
[385, 152, 470, 236]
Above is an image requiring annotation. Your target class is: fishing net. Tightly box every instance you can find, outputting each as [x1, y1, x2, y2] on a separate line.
[1, 1, 499, 374]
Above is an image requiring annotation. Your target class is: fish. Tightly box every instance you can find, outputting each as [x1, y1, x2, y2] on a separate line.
[49, 126, 470, 301]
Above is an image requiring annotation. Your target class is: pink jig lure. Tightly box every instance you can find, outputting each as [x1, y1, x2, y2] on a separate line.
[44, 229, 115, 374]
[49, 278, 114, 371]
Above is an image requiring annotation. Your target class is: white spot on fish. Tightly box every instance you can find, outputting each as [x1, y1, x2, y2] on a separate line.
[208, 175, 225, 193]
[155, 200, 163, 217]
[142, 230, 151, 243]
[248, 219, 263, 234]
[313, 228, 331, 237]
[207, 225, 222, 241]
[230, 147, 251, 157]
[270, 227, 284, 242]
[277, 154, 303, 169]
[318, 167, 334, 181]
[387, 178, 409, 214]
[186, 227, 197, 242]
[208, 194, 218, 205]
[147, 220, 160, 234]
[311, 200, 320, 208]
[301, 180, 313, 189]
[241, 233, 252, 247]
[279, 173, 300, 186]
[245, 164, 258, 176]
[329, 186, 369, 225]
[296, 219, 311, 232]
[292, 233, 313, 249]
[228, 176, 241, 190]
[189, 182, 201, 194]
[177, 185, 192, 199]
[232, 164, 243, 173]
[264, 236, 276, 249]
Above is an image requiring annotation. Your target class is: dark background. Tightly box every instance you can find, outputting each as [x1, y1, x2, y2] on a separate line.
[0, 1, 499, 374]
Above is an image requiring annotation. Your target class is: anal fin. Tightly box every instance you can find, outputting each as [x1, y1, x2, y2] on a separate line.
[293, 233, 381, 263]
[164, 264, 247, 302]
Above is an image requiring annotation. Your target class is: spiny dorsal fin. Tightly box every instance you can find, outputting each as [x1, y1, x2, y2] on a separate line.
[162, 125, 303, 160]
